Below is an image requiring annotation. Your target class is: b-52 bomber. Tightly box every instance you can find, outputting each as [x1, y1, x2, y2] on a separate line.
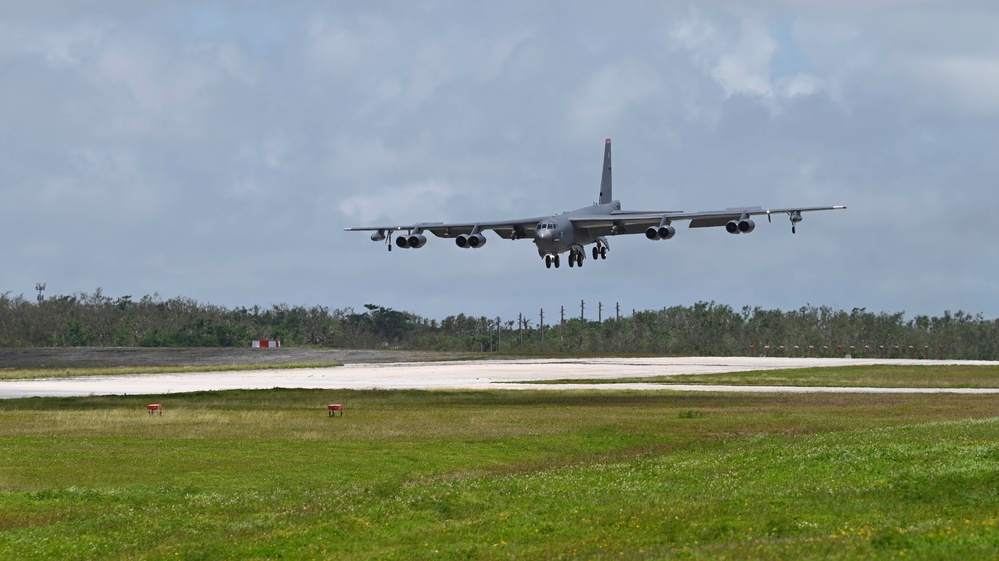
[345, 139, 846, 269]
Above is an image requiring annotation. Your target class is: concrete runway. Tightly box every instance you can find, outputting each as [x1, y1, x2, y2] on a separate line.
[2, 357, 999, 399]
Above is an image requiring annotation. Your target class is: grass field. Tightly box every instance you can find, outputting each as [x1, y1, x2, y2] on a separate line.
[2, 373, 999, 559]
[529, 364, 999, 388]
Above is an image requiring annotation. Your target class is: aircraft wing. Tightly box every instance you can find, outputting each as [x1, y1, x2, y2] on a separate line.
[344, 216, 550, 241]
[570, 205, 846, 236]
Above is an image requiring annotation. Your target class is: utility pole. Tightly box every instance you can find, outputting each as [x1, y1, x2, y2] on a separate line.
[580, 299, 585, 321]
[540, 308, 545, 344]
[518, 313, 523, 345]
[560, 306, 565, 324]
[598, 302, 603, 323]
[496, 316, 501, 352]
[616, 302, 620, 321]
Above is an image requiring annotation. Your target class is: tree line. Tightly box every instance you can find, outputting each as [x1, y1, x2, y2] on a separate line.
[0, 290, 996, 359]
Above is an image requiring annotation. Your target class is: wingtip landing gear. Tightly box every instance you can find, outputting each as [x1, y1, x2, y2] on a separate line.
[789, 210, 802, 234]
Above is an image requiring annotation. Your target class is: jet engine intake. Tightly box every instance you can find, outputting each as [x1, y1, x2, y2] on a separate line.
[455, 233, 487, 248]
[658, 225, 676, 239]
[395, 234, 410, 248]
[726, 220, 740, 234]
[738, 219, 755, 233]
[407, 234, 427, 248]
[645, 227, 660, 240]
[467, 233, 487, 248]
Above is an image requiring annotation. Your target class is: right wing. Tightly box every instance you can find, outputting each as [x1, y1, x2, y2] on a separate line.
[344, 216, 548, 243]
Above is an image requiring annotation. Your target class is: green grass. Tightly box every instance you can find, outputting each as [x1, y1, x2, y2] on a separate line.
[528, 364, 999, 388]
[1, 388, 998, 559]
[0, 362, 344, 381]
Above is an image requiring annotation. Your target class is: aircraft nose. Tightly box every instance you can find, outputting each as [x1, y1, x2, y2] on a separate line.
[534, 228, 556, 252]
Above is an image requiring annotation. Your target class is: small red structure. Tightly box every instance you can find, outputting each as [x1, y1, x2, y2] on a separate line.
[328, 404, 343, 417]
[147, 404, 163, 416]
[251, 340, 281, 348]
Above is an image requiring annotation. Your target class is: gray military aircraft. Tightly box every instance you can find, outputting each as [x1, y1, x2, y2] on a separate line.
[345, 139, 846, 269]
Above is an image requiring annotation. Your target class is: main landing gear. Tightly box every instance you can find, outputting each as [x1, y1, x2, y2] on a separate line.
[544, 244, 607, 269]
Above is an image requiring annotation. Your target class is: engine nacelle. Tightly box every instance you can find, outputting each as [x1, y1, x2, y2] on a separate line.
[738, 219, 755, 233]
[645, 227, 661, 240]
[658, 225, 676, 240]
[726, 220, 740, 234]
[455, 234, 469, 248]
[395, 234, 410, 248]
[370, 231, 386, 242]
[407, 234, 427, 248]
[466, 233, 487, 248]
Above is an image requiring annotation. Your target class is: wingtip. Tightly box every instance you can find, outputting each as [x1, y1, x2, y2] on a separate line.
[605, 138, 611, 144]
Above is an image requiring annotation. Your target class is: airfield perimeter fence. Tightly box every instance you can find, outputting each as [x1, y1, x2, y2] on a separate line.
[748, 344, 951, 360]
[1, 291, 996, 360]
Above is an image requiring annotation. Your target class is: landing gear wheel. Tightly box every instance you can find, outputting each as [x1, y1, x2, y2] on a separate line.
[545, 255, 552, 269]
[592, 246, 599, 260]
[568, 255, 575, 267]
[576, 252, 583, 267]
[600, 246, 607, 259]
[554, 255, 560, 268]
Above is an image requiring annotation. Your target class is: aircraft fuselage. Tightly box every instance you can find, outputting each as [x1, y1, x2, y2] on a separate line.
[533, 200, 619, 257]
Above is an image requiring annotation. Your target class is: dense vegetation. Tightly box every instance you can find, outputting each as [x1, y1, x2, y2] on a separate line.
[1, 290, 997, 359]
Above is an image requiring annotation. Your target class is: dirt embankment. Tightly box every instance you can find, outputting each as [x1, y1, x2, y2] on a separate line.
[0, 348, 470, 369]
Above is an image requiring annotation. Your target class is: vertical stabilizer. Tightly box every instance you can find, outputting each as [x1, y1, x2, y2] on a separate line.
[599, 138, 612, 204]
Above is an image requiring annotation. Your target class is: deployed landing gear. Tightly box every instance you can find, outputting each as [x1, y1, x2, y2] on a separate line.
[567, 248, 584, 268]
[592, 245, 608, 260]
[546, 248, 589, 269]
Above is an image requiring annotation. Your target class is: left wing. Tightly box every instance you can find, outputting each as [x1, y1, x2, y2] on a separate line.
[571, 205, 847, 237]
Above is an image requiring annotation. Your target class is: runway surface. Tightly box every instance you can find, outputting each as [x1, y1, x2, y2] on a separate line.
[2, 357, 998, 399]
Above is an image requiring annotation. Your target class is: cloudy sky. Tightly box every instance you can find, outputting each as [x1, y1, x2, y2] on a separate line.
[3, 1, 998, 321]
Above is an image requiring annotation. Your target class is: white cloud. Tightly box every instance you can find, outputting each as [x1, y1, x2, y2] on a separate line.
[570, 59, 665, 135]
[672, 12, 779, 101]
[339, 180, 456, 225]
[905, 56, 999, 115]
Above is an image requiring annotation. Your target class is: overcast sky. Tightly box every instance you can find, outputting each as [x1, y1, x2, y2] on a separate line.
[3, 1, 998, 322]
